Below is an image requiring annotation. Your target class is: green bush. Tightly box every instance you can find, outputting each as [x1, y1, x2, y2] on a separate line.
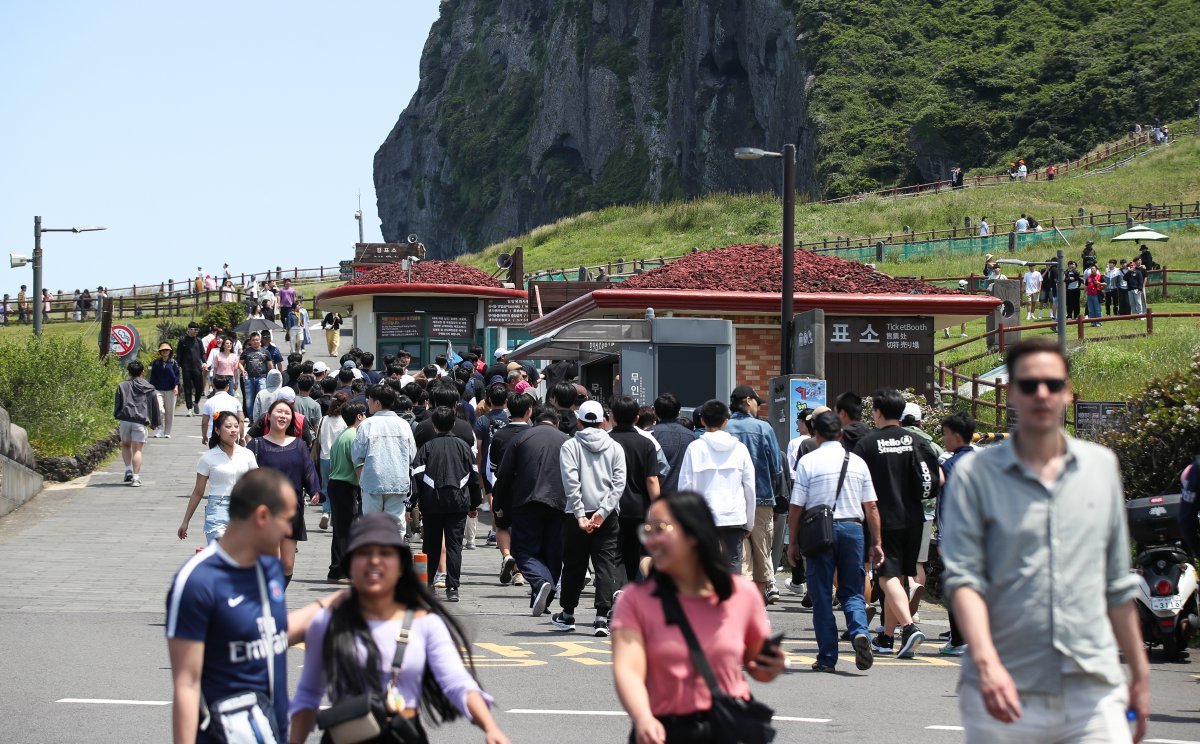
[156, 320, 189, 345]
[1101, 350, 1200, 498]
[201, 302, 247, 333]
[0, 335, 125, 457]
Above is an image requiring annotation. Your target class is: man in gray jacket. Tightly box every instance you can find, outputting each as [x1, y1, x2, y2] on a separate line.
[556, 400, 626, 637]
[114, 360, 162, 487]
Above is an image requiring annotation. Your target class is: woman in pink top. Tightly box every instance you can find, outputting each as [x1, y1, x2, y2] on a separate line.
[612, 491, 785, 744]
[206, 337, 241, 394]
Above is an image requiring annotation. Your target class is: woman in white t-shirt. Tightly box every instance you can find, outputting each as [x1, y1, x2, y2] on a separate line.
[177, 411, 258, 543]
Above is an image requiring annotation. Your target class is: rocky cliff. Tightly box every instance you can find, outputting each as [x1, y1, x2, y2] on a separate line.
[375, 0, 814, 258]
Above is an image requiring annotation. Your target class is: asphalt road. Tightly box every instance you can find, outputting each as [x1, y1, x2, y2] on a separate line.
[1, 343, 1198, 742]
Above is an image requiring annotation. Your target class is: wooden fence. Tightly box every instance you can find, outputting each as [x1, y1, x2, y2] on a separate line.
[934, 309, 1200, 426]
[911, 267, 1200, 299]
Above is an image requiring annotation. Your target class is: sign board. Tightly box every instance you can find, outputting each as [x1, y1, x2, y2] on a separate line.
[485, 297, 530, 327]
[339, 260, 354, 269]
[354, 242, 424, 264]
[792, 309, 826, 376]
[428, 314, 472, 338]
[1074, 401, 1128, 441]
[378, 313, 423, 338]
[826, 316, 934, 354]
[101, 324, 141, 361]
[769, 375, 826, 445]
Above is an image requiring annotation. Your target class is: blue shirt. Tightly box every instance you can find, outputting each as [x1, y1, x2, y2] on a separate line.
[166, 544, 289, 739]
[725, 411, 783, 505]
[352, 410, 417, 495]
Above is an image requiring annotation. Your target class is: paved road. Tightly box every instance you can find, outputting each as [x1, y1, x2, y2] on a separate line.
[1, 344, 1198, 742]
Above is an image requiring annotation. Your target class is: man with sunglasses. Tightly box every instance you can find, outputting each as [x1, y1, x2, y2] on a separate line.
[940, 338, 1148, 742]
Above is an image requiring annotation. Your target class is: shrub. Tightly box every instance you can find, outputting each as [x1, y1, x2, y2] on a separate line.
[201, 302, 247, 333]
[1101, 350, 1200, 498]
[156, 319, 189, 345]
[0, 335, 125, 458]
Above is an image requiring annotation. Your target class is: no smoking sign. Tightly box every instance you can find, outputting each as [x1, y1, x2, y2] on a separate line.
[99, 324, 141, 361]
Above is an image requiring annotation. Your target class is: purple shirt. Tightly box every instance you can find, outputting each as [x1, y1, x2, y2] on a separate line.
[290, 609, 491, 719]
[277, 286, 296, 309]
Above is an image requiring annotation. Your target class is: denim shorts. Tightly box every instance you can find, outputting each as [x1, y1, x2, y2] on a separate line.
[204, 495, 231, 543]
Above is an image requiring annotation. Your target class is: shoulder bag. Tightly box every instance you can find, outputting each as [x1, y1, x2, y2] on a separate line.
[658, 589, 776, 744]
[797, 451, 850, 557]
[316, 610, 427, 744]
[200, 562, 282, 743]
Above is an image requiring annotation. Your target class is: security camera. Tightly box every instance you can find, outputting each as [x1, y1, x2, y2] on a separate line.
[10, 253, 29, 268]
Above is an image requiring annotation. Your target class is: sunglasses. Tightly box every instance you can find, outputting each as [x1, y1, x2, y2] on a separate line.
[1013, 377, 1068, 395]
[637, 521, 676, 545]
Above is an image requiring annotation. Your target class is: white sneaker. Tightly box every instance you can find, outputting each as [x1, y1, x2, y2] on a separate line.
[433, 572, 447, 589]
[783, 578, 805, 595]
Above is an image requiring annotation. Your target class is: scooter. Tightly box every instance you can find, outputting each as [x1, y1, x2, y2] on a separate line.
[1126, 493, 1200, 660]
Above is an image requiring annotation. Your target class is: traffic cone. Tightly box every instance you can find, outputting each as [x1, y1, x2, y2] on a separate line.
[413, 552, 429, 585]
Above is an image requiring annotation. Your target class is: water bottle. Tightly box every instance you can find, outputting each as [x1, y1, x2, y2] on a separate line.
[1126, 708, 1138, 740]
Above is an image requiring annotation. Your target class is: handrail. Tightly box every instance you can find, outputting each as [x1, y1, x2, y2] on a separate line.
[68, 265, 343, 301]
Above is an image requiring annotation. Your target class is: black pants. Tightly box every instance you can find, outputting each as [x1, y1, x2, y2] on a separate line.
[1118, 289, 1131, 316]
[1066, 288, 1081, 319]
[327, 478, 360, 578]
[422, 511, 467, 589]
[717, 527, 744, 574]
[181, 366, 204, 411]
[948, 606, 964, 647]
[510, 502, 564, 603]
[617, 519, 647, 583]
[1105, 289, 1118, 315]
[627, 713, 716, 744]
[559, 513, 622, 616]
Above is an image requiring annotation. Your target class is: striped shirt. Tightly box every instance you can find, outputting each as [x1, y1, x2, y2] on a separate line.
[790, 440, 876, 520]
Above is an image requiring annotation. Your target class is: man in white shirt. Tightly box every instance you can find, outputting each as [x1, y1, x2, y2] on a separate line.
[789, 411, 884, 672]
[1015, 214, 1030, 233]
[979, 217, 990, 237]
[1023, 267, 1043, 320]
[677, 399, 756, 572]
[200, 375, 244, 446]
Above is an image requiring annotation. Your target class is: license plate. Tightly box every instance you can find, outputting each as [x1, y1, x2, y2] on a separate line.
[1151, 596, 1183, 611]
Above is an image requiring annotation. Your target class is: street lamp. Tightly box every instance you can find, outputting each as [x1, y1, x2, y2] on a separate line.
[31, 216, 107, 336]
[996, 249, 1067, 353]
[734, 144, 797, 375]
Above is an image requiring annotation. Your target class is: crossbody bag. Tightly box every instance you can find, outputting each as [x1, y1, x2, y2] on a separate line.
[200, 562, 282, 744]
[797, 451, 850, 556]
[316, 610, 427, 744]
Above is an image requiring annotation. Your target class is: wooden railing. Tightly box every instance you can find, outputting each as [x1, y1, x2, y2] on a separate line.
[33, 287, 330, 325]
[935, 309, 1200, 425]
[84, 264, 341, 302]
[909, 267, 1200, 299]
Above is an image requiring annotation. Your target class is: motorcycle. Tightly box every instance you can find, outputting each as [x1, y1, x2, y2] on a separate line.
[1126, 493, 1200, 660]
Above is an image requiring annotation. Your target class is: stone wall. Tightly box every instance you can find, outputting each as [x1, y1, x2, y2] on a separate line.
[0, 454, 44, 519]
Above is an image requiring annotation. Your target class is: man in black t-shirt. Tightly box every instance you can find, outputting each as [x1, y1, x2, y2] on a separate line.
[607, 396, 661, 582]
[239, 333, 273, 415]
[853, 388, 941, 659]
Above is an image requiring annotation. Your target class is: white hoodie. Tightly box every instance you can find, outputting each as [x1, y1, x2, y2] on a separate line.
[677, 430, 756, 530]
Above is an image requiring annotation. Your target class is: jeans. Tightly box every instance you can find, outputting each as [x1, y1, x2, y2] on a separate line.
[422, 511, 467, 589]
[717, 526, 744, 574]
[559, 513, 622, 617]
[319, 458, 331, 515]
[1129, 289, 1145, 315]
[806, 520, 870, 668]
[363, 491, 407, 523]
[204, 495, 231, 543]
[327, 478, 360, 578]
[1086, 294, 1102, 320]
[243, 375, 267, 415]
[510, 503, 564, 604]
[960, 676, 1130, 743]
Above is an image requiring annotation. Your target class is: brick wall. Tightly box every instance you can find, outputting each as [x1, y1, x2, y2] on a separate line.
[733, 320, 781, 393]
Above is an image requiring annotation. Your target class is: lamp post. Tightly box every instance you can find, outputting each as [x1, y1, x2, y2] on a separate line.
[996, 249, 1067, 353]
[734, 144, 797, 376]
[30, 216, 107, 337]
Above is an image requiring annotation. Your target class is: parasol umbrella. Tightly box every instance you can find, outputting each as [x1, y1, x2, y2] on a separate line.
[233, 317, 284, 334]
[1112, 224, 1169, 242]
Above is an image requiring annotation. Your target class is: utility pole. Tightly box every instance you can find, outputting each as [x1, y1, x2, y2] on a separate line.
[354, 192, 365, 244]
[99, 297, 114, 360]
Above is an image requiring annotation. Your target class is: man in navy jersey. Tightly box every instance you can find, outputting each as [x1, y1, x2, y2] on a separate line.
[166, 468, 335, 743]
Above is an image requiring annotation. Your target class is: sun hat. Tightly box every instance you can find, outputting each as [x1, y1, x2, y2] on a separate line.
[340, 513, 409, 576]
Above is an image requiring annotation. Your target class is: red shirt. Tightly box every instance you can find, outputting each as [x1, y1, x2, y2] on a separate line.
[611, 575, 770, 716]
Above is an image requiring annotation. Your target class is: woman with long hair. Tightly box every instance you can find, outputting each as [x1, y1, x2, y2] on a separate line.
[206, 336, 241, 396]
[612, 491, 785, 744]
[219, 277, 236, 303]
[289, 513, 510, 744]
[247, 398, 320, 586]
[177, 411, 257, 543]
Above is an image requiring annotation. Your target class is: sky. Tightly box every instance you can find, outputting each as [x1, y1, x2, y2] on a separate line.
[0, 1, 441, 295]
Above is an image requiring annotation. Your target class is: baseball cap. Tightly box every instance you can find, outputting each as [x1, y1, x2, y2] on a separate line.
[506, 362, 522, 371]
[343, 360, 357, 369]
[731, 385, 765, 404]
[275, 387, 296, 403]
[312, 361, 329, 374]
[494, 348, 512, 359]
[901, 402, 923, 423]
[576, 400, 604, 423]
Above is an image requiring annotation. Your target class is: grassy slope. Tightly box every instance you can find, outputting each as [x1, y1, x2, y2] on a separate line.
[461, 133, 1200, 274]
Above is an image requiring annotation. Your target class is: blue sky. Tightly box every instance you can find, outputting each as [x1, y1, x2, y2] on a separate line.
[0, 1, 440, 295]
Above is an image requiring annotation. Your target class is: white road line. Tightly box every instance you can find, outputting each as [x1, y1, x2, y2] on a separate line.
[926, 725, 965, 731]
[1145, 739, 1200, 744]
[57, 698, 170, 706]
[506, 709, 829, 723]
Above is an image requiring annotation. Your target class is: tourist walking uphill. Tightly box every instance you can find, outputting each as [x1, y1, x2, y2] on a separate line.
[114, 360, 162, 487]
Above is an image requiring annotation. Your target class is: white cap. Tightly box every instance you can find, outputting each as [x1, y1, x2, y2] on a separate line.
[312, 361, 329, 374]
[494, 348, 512, 359]
[576, 400, 604, 423]
[275, 387, 297, 403]
[902, 402, 922, 422]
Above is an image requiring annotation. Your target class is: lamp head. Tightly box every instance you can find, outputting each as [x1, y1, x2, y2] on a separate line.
[9, 253, 29, 268]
